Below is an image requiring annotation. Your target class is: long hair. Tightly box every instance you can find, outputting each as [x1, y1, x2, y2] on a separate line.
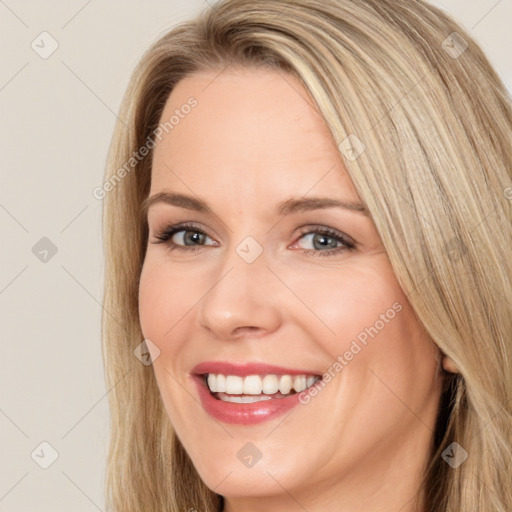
[100, 1, 512, 510]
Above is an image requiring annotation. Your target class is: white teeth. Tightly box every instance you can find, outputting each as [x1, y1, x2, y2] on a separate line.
[216, 374, 226, 392]
[217, 393, 273, 403]
[205, 373, 320, 395]
[243, 375, 262, 394]
[306, 376, 317, 388]
[225, 375, 243, 394]
[262, 375, 279, 394]
[279, 375, 293, 394]
[207, 374, 216, 392]
[293, 375, 307, 392]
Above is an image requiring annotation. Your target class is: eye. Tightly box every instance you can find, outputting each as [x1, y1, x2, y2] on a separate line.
[150, 222, 356, 257]
[151, 222, 216, 252]
[293, 226, 355, 257]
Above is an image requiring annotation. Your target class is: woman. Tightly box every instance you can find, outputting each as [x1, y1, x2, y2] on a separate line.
[100, 0, 512, 511]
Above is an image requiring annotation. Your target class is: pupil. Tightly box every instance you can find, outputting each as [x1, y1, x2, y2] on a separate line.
[315, 234, 335, 250]
[186, 231, 203, 245]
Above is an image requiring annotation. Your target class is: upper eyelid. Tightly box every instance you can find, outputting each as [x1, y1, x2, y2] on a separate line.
[151, 221, 217, 240]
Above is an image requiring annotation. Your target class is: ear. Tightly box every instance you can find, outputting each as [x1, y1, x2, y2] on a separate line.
[442, 355, 459, 374]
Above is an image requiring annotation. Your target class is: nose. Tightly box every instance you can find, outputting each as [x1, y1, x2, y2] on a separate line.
[196, 241, 283, 341]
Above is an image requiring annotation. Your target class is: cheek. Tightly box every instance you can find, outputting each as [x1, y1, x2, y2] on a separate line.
[296, 261, 437, 386]
[138, 262, 162, 342]
[292, 262, 405, 349]
[138, 259, 197, 347]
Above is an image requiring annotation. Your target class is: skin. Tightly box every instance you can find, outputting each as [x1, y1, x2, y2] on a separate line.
[138, 66, 455, 512]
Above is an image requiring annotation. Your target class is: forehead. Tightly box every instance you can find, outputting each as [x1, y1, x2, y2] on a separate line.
[150, 67, 359, 202]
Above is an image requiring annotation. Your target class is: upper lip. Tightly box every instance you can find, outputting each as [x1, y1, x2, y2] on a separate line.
[191, 361, 323, 377]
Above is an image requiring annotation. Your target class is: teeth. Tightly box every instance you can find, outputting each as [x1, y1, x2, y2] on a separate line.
[225, 375, 243, 394]
[205, 373, 320, 395]
[217, 393, 274, 403]
[243, 375, 262, 394]
[293, 375, 306, 392]
[216, 374, 226, 392]
[262, 375, 279, 394]
[306, 376, 317, 388]
[279, 375, 293, 394]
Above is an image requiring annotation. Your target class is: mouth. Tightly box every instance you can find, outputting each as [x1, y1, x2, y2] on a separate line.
[190, 361, 324, 424]
[201, 372, 322, 403]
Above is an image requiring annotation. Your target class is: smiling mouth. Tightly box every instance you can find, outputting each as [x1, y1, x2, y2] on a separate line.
[202, 372, 322, 403]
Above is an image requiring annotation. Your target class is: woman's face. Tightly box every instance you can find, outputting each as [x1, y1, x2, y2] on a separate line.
[139, 67, 444, 510]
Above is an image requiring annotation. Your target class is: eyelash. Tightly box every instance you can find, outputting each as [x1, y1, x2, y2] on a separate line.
[151, 222, 356, 257]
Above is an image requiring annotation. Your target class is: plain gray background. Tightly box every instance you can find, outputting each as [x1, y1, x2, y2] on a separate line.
[1, 1, 510, 510]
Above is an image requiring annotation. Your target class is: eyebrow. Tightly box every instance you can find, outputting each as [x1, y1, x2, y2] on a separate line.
[140, 192, 370, 218]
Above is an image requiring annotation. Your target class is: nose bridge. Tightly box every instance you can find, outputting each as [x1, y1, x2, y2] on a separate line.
[196, 232, 282, 339]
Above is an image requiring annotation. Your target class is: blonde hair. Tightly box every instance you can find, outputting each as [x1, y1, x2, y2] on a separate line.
[100, 1, 512, 511]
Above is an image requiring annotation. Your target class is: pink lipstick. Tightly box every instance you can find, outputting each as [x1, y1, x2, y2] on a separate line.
[191, 361, 322, 425]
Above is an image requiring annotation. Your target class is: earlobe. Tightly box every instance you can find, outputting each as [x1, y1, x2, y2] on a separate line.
[442, 355, 459, 374]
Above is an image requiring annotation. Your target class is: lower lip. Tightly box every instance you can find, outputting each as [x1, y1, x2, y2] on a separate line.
[192, 374, 307, 425]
